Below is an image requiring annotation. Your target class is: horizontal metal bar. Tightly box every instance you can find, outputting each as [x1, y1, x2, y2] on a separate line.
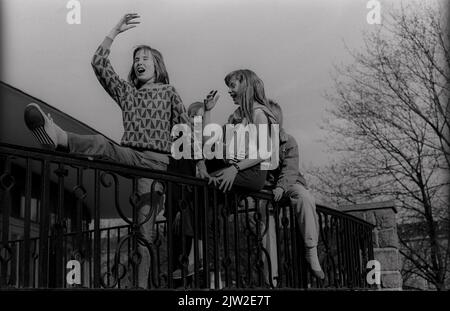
[316, 204, 374, 228]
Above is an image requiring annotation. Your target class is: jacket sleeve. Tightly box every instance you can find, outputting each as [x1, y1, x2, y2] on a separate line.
[91, 37, 135, 109]
[170, 87, 203, 160]
[276, 137, 300, 191]
[170, 87, 190, 126]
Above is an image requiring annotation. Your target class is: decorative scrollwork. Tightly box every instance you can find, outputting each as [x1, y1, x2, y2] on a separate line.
[72, 185, 87, 200]
[100, 171, 133, 225]
[281, 214, 290, 227]
[100, 236, 125, 288]
[70, 249, 84, 263]
[241, 196, 266, 240]
[129, 249, 142, 267]
[129, 191, 141, 208]
[0, 173, 15, 191]
[179, 198, 189, 211]
[136, 234, 160, 288]
[134, 193, 158, 228]
[221, 256, 232, 270]
[102, 261, 127, 288]
[100, 172, 113, 188]
[0, 244, 13, 265]
[132, 179, 165, 228]
[100, 234, 160, 289]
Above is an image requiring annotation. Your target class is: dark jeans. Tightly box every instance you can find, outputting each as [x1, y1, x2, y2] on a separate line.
[206, 159, 267, 192]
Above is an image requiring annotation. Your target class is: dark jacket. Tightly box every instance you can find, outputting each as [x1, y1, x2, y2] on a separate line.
[267, 129, 307, 191]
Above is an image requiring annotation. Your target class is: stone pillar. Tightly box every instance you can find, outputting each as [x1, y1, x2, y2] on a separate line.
[340, 201, 403, 290]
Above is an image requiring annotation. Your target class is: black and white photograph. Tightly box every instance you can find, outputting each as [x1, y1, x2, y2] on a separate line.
[0, 0, 449, 305]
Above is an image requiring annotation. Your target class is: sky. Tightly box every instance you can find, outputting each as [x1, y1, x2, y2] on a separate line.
[1, 0, 406, 167]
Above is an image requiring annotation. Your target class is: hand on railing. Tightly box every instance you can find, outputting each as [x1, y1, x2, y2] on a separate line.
[272, 187, 284, 202]
[213, 166, 238, 192]
[196, 160, 211, 180]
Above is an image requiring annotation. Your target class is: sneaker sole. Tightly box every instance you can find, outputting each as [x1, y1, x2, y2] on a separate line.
[24, 104, 56, 148]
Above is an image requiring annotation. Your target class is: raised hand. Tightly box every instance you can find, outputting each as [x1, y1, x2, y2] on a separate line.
[204, 90, 220, 111]
[109, 13, 141, 38]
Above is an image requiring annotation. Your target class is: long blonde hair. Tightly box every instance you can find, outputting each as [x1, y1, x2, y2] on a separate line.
[224, 69, 269, 123]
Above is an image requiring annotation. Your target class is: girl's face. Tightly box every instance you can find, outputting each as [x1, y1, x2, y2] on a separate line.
[134, 49, 155, 84]
[227, 77, 245, 106]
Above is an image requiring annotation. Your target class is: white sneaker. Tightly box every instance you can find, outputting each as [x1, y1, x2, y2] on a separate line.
[24, 103, 58, 149]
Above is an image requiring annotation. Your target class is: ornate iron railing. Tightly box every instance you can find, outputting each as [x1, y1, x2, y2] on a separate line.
[0, 143, 374, 289]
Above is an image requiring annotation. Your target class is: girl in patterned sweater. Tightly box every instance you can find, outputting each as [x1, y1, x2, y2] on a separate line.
[24, 13, 190, 288]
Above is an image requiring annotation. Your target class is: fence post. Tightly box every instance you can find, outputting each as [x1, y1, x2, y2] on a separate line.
[340, 201, 402, 290]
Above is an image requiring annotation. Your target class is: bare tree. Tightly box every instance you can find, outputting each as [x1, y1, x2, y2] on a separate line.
[309, 2, 449, 290]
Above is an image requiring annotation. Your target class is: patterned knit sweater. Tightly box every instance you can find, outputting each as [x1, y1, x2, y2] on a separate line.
[91, 42, 189, 154]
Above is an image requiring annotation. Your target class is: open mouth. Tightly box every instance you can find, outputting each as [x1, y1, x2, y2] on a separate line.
[136, 67, 145, 74]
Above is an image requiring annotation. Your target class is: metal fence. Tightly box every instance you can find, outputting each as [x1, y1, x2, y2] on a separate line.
[0, 143, 374, 289]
